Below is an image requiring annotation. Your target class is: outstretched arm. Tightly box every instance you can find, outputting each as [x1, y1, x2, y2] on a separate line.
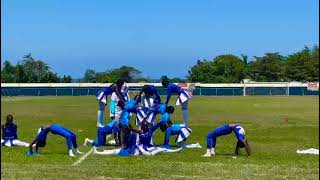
[29, 139, 37, 153]
[165, 88, 172, 105]
[234, 143, 240, 155]
[244, 140, 251, 156]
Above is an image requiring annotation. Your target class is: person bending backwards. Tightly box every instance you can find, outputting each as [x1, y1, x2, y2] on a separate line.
[202, 124, 251, 157]
[28, 124, 83, 157]
[1, 114, 29, 147]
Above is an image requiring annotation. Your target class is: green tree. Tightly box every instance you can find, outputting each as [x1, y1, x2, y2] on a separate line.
[187, 55, 245, 83]
[1, 61, 16, 82]
[83, 69, 96, 82]
[285, 46, 319, 82]
[60, 75, 72, 83]
[247, 53, 286, 82]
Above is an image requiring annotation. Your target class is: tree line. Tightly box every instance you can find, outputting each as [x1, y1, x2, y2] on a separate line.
[1, 46, 319, 83]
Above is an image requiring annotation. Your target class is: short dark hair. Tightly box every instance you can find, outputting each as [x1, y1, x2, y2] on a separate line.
[165, 106, 175, 114]
[36, 140, 46, 147]
[237, 141, 245, 148]
[6, 114, 13, 124]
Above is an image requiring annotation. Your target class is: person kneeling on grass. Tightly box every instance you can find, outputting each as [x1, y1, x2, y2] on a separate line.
[202, 124, 251, 157]
[160, 120, 202, 149]
[1, 114, 30, 147]
[83, 119, 120, 148]
[28, 124, 83, 157]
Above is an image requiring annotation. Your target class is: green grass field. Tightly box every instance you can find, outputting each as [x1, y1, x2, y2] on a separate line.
[1, 96, 319, 179]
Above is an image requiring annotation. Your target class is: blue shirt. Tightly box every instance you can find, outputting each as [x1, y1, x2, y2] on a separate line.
[233, 125, 245, 142]
[102, 87, 113, 96]
[212, 124, 245, 142]
[147, 85, 161, 103]
[139, 121, 163, 146]
[160, 113, 171, 123]
[165, 83, 182, 105]
[2, 124, 17, 140]
[120, 100, 139, 126]
[101, 120, 119, 134]
[36, 124, 73, 142]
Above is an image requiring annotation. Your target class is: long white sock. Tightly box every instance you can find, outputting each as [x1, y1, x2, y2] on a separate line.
[97, 110, 104, 127]
[84, 138, 94, 146]
[12, 140, 30, 147]
[69, 149, 75, 157]
[182, 109, 188, 127]
[94, 148, 121, 155]
[211, 148, 215, 154]
[206, 149, 211, 154]
[163, 147, 183, 153]
[183, 143, 202, 149]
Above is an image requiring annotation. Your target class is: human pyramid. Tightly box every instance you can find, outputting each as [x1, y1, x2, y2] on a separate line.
[2, 79, 251, 158]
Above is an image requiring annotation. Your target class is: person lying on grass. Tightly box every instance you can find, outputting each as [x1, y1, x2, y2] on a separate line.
[202, 124, 251, 157]
[28, 124, 83, 157]
[1, 114, 30, 147]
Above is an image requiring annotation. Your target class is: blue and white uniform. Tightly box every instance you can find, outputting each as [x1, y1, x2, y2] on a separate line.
[163, 124, 192, 147]
[1, 123, 29, 147]
[36, 124, 78, 150]
[96, 86, 114, 105]
[206, 124, 245, 149]
[136, 103, 167, 126]
[165, 83, 191, 106]
[137, 121, 164, 151]
[164, 83, 192, 127]
[141, 85, 161, 108]
[91, 120, 119, 147]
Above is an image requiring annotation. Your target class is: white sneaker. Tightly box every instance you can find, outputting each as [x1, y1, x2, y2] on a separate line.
[69, 152, 75, 157]
[93, 147, 98, 154]
[76, 149, 83, 154]
[108, 139, 116, 145]
[202, 153, 211, 157]
[84, 138, 89, 146]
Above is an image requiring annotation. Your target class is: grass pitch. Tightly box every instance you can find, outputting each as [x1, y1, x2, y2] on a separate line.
[1, 96, 319, 179]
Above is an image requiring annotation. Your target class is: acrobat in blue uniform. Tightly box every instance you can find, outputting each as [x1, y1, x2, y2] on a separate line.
[29, 124, 83, 157]
[84, 120, 120, 148]
[161, 81, 192, 127]
[1, 114, 29, 147]
[202, 124, 251, 157]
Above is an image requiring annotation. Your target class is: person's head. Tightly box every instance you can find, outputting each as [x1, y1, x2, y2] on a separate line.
[140, 119, 149, 133]
[116, 79, 125, 89]
[237, 140, 246, 148]
[142, 85, 150, 96]
[165, 106, 175, 114]
[161, 76, 170, 88]
[5, 114, 13, 126]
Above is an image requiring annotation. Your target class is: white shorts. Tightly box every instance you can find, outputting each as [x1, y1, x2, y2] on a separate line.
[176, 90, 192, 106]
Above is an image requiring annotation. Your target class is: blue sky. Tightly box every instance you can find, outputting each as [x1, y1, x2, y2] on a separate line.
[1, 0, 319, 79]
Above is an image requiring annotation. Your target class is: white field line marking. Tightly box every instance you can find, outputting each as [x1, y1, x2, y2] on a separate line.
[72, 148, 93, 166]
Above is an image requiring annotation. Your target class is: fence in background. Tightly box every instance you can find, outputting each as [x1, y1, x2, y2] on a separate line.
[1, 82, 318, 96]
